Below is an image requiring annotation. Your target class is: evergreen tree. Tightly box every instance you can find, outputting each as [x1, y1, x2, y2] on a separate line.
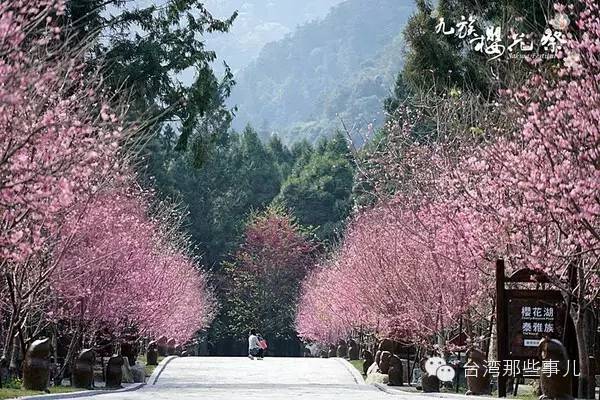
[402, 0, 489, 94]
[290, 139, 315, 170]
[233, 127, 282, 208]
[148, 126, 284, 269]
[384, 73, 410, 115]
[64, 0, 237, 153]
[267, 135, 295, 181]
[276, 132, 354, 243]
[400, 0, 555, 96]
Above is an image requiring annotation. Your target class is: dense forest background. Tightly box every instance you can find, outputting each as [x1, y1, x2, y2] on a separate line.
[145, 126, 354, 355]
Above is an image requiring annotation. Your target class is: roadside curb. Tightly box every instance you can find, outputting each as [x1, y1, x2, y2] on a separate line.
[335, 358, 366, 386]
[373, 383, 492, 399]
[16, 383, 145, 400]
[16, 356, 178, 400]
[148, 356, 177, 385]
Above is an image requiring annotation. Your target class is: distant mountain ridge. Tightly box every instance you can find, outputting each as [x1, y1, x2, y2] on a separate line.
[204, 0, 344, 74]
[229, 0, 415, 144]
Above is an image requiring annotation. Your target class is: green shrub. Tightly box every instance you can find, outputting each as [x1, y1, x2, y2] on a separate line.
[3, 378, 22, 390]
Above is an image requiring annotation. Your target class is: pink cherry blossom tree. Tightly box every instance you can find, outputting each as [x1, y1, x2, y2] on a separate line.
[445, 2, 600, 394]
[51, 183, 215, 368]
[0, 0, 215, 374]
[296, 196, 486, 348]
[296, 259, 377, 344]
[0, 0, 129, 265]
[223, 206, 316, 352]
[0, 0, 138, 365]
[298, 89, 496, 348]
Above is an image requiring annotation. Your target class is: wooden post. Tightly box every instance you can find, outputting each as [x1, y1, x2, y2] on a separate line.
[496, 259, 508, 397]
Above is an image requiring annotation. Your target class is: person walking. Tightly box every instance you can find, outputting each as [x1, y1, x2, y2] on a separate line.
[248, 329, 264, 360]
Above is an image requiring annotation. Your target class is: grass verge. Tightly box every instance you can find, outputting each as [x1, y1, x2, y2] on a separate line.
[349, 359, 365, 378]
[138, 354, 165, 378]
[0, 386, 79, 400]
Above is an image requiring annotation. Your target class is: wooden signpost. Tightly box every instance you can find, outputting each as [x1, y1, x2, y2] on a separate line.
[495, 259, 571, 397]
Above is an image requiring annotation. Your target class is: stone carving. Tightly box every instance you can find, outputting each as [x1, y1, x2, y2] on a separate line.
[327, 344, 336, 358]
[365, 349, 391, 386]
[366, 361, 379, 376]
[93, 333, 114, 358]
[411, 365, 422, 386]
[72, 349, 95, 389]
[378, 338, 395, 353]
[348, 339, 359, 361]
[105, 355, 124, 388]
[146, 341, 159, 366]
[336, 340, 348, 358]
[420, 358, 440, 393]
[465, 348, 491, 395]
[374, 350, 382, 367]
[131, 362, 146, 383]
[362, 349, 374, 376]
[121, 341, 138, 366]
[166, 339, 176, 356]
[121, 356, 134, 383]
[157, 336, 168, 357]
[388, 355, 404, 386]
[539, 338, 573, 400]
[23, 338, 51, 391]
[378, 351, 392, 374]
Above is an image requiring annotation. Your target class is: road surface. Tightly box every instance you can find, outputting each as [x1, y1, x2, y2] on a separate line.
[99, 357, 394, 400]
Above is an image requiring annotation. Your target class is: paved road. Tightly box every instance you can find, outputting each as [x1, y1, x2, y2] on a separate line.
[98, 357, 395, 400]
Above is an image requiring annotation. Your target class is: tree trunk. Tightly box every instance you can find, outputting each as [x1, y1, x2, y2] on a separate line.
[2, 273, 20, 364]
[58, 325, 82, 380]
[487, 317, 497, 361]
[574, 309, 594, 399]
[17, 326, 27, 362]
[8, 334, 21, 378]
[2, 316, 15, 363]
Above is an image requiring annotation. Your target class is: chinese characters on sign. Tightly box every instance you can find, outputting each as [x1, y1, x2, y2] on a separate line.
[521, 305, 555, 346]
[434, 14, 568, 61]
[508, 294, 566, 359]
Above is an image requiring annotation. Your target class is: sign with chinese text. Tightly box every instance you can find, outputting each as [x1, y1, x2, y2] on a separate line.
[507, 290, 566, 359]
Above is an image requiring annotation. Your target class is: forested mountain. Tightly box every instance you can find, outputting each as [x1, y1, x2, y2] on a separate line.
[229, 0, 415, 144]
[204, 0, 344, 73]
